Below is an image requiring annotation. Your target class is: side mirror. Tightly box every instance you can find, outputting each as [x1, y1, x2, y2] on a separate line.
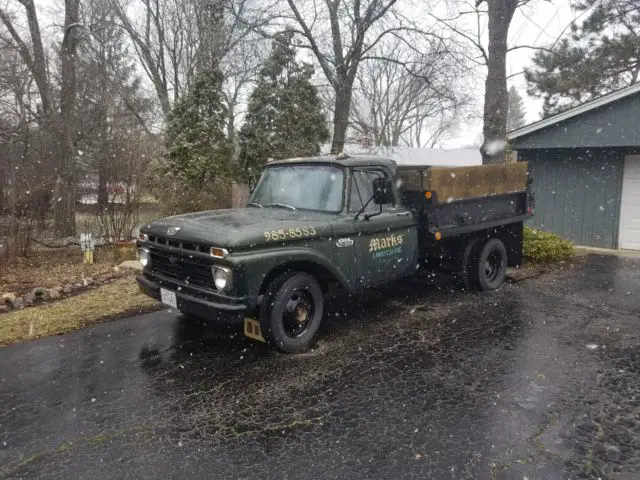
[372, 177, 394, 205]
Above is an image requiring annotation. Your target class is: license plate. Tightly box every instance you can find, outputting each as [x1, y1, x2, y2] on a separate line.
[244, 317, 265, 343]
[160, 288, 177, 308]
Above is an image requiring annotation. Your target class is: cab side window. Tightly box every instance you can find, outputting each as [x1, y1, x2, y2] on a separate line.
[349, 169, 393, 213]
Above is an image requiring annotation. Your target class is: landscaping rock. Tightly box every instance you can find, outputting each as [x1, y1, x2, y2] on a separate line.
[83, 277, 94, 287]
[2, 292, 16, 305]
[23, 292, 36, 306]
[32, 287, 49, 302]
[48, 287, 62, 300]
[12, 297, 24, 309]
[113, 265, 121, 273]
[118, 260, 142, 272]
[63, 284, 73, 294]
[0, 304, 9, 313]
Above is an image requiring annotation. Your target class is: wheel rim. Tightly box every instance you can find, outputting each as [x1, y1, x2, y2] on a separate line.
[282, 289, 314, 338]
[484, 251, 503, 282]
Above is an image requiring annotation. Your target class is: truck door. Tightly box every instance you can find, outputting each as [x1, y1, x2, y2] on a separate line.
[349, 167, 418, 289]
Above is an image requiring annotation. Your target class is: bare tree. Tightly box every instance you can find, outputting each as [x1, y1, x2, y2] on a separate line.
[1, 0, 81, 235]
[350, 37, 471, 148]
[283, 0, 417, 154]
[429, 0, 539, 163]
[222, 37, 265, 139]
[112, 0, 269, 126]
[0, 45, 32, 139]
[478, 0, 518, 163]
[76, 0, 154, 207]
[0, 1, 51, 115]
[0, 41, 58, 255]
[54, 0, 82, 235]
[111, 0, 195, 116]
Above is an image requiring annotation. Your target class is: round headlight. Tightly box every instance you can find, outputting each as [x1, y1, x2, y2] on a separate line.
[213, 267, 232, 291]
[138, 248, 150, 267]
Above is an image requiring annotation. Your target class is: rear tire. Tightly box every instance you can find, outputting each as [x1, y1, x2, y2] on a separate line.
[456, 238, 481, 290]
[259, 272, 324, 353]
[474, 238, 508, 291]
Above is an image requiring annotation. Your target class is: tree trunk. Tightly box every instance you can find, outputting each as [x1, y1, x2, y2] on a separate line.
[480, 0, 517, 165]
[21, 0, 52, 115]
[331, 85, 352, 155]
[53, 126, 78, 237]
[53, 0, 80, 236]
[97, 154, 108, 209]
[227, 102, 235, 141]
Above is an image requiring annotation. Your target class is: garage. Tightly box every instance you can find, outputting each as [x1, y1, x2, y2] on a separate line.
[509, 83, 640, 250]
[619, 155, 640, 250]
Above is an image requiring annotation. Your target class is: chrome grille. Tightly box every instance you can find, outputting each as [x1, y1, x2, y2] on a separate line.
[147, 235, 208, 253]
[149, 251, 212, 287]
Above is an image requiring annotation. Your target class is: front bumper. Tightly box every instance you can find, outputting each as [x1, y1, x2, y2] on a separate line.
[137, 272, 251, 325]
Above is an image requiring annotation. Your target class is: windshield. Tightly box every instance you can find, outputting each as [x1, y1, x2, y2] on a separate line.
[250, 165, 344, 212]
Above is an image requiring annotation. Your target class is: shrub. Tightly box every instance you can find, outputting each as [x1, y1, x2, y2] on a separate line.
[523, 226, 575, 264]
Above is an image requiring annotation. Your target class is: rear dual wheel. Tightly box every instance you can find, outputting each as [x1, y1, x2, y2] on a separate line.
[460, 237, 508, 291]
[475, 238, 508, 291]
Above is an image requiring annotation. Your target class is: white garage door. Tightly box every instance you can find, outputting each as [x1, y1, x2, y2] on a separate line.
[619, 155, 640, 250]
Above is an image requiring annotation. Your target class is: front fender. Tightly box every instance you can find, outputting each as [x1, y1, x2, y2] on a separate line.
[229, 247, 354, 299]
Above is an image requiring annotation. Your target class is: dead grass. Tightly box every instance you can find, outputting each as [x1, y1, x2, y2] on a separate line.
[1, 246, 119, 297]
[0, 277, 160, 346]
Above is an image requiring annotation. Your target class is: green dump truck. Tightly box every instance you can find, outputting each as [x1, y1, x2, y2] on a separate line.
[137, 155, 534, 352]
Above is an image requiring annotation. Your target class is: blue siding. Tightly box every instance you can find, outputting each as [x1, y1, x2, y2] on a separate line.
[518, 149, 624, 248]
[512, 92, 640, 149]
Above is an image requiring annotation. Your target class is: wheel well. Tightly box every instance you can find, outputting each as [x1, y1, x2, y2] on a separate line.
[259, 261, 340, 295]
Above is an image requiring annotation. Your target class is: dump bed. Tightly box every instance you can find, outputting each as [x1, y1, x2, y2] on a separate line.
[396, 162, 529, 204]
[397, 162, 533, 241]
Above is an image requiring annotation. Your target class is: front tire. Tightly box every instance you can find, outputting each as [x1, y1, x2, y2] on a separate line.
[474, 238, 508, 291]
[259, 272, 324, 353]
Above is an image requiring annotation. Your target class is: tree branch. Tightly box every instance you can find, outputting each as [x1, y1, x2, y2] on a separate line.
[507, 44, 555, 53]
[285, 0, 335, 84]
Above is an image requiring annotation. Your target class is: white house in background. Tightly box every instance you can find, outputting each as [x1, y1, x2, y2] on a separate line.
[320, 143, 482, 167]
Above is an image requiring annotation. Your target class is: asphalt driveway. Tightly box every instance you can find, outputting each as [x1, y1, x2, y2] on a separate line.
[1, 254, 638, 479]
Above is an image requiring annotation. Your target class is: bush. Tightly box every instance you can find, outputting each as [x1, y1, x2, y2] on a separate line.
[523, 226, 575, 264]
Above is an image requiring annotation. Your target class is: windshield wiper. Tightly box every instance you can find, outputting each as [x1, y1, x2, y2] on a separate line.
[264, 203, 297, 211]
[247, 202, 263, 208]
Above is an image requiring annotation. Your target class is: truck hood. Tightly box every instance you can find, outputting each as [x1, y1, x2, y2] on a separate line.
[142, 208, 336, 249]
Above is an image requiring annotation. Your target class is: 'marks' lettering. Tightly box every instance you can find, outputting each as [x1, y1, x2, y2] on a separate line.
[369, 234, 403, 252]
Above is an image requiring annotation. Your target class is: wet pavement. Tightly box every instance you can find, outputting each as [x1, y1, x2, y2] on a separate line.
[0, 254, 638, 480]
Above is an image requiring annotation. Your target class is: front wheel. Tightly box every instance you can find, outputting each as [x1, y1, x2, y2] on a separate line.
[259, 272, 324, 353]
[474, 238, 508, 291]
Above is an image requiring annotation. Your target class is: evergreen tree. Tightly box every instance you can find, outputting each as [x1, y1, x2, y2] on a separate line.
[163, 67, 233, 212]
[239, 30, 329, 183]
[526, 0, 640, 116]
[506, 86, 526, 131]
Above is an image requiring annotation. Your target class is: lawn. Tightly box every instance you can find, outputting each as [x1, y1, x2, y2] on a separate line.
[0, 276, 160, 346]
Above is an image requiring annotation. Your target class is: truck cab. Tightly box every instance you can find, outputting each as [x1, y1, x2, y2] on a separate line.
[137, 155, 532, 352]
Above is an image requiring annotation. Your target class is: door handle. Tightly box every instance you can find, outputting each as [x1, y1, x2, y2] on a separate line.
[396, 212, 410, 216]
